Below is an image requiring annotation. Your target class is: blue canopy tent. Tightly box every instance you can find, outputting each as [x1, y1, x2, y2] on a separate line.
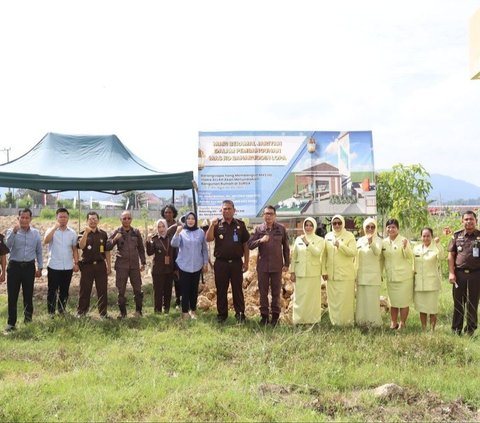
[0, 132, 196, 210]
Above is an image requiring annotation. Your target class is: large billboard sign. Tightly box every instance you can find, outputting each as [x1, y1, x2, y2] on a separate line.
[198, 131, 376, 218]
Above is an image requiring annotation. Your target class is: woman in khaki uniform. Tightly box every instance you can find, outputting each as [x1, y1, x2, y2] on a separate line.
[322, 214, 357, 326]
[355, 217, 383, 326]
[290, 217, 326, 324]
[413, 227, 444, 331]
[146, 218, 176, 314]
[382, 218, 414, 330]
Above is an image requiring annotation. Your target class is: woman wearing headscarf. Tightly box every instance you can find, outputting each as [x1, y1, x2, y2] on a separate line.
[355, 217, 383, 326]
[413, 227, 444, 331]
[322, 214, 357, 326]
[171, 212, 209, 320]
[146, 218, 177, 314]
[382, 218, 414, 330]
[290, 217, 326, 324]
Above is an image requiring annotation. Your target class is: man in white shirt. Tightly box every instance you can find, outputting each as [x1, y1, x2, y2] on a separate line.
[44, 208, 79, 317]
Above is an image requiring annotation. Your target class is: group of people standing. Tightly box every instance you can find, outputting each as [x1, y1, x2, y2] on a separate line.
[1, 204, 479, 336]
[291, 210, 480, 336]
[291, 214, 443, 330]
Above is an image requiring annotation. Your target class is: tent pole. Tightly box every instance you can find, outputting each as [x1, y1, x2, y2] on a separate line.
[78, 191, 81, 233]
[192, 181, 198, 215]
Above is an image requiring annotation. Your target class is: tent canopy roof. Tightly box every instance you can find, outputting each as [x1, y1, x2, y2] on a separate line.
[0, 133, 193, 194]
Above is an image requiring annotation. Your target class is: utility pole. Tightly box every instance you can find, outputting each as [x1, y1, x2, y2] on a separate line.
[0, 147, 10, 163]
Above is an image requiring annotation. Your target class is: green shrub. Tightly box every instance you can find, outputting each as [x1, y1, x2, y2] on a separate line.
[39, 207, 56, 219]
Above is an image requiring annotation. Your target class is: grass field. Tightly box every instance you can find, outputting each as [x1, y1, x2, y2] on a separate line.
[1, 281, 480, 422]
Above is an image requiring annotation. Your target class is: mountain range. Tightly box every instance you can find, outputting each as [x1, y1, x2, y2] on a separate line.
[428, 174, 480, 204]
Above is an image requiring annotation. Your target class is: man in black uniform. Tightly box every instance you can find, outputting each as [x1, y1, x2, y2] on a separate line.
[448, 210, 480, 335]
[77, 211, 113, 318]
[206, 200, 250, 323]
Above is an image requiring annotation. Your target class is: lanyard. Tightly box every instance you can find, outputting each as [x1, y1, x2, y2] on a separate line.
[159, 237, 170, 255]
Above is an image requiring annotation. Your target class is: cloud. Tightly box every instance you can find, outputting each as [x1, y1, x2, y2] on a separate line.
[0, 0, 479, 188]
[325, 141, 338, 155]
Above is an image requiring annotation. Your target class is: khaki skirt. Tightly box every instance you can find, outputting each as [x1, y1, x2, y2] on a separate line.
[327, 279, 355, 326]
[355, 285, 382, 326]
[293, 276, 322, 324]
[387, 278, 413, 308]
[414, 290, 439, 314]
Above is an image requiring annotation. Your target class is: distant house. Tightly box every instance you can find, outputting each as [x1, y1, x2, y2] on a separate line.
[174, 193, 192, 209]
[144, 193, 164, 210]
[97, 200, 123, 210]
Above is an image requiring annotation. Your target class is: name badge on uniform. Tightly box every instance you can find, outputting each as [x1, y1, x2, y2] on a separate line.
[233, 233, 239, 242]
[474, 247, 479, 258]
[165, 256, 171, 265]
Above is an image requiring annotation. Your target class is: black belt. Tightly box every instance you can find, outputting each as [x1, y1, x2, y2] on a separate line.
[9, 260, 35, 267]
[81, 260, 105, 265]
[456, 268, 480, 274]
[216, 257, 241, 263]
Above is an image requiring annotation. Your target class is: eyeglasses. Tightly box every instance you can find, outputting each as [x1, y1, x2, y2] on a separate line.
[122, 217, 132, 220]
[332, 221, 342, 226]
[365, 225, 375, 230]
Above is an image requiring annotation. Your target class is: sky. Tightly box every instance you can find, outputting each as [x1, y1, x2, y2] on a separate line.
[1, 0, 480, 187]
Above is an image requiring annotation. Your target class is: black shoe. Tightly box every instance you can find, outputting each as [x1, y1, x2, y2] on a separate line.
[235, 313, 246, 323]
[271, 313, 280, 327]
[217, 315, 227, 324]
[259, 315, 269, 326]
[4, 324, 16, 333]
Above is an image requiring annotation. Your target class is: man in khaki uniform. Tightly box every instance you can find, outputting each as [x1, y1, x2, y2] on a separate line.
[108, 211, 146, 318]
[77, 211, 112, 318]
[448, 210, 480, 336]
[206, 200, 250, 323]
[248, 205, 289, 326]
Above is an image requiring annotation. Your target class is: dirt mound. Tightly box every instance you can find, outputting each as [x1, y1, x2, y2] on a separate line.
[259, 382, 479, 421]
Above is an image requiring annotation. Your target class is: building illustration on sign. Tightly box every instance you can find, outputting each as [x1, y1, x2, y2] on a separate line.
[198, 131, 376, 218]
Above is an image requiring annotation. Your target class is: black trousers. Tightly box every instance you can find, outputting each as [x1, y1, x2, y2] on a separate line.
[7, 261, 36, 326]
[452, 269, 480, 334]
[179, 269, 201, 313]
[152, 272, 174, 312]
[47, 268, 74, 314]
[214, 258, 245, 318]
[174, 274, 181, 306]
[77, 262, 108, 316]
